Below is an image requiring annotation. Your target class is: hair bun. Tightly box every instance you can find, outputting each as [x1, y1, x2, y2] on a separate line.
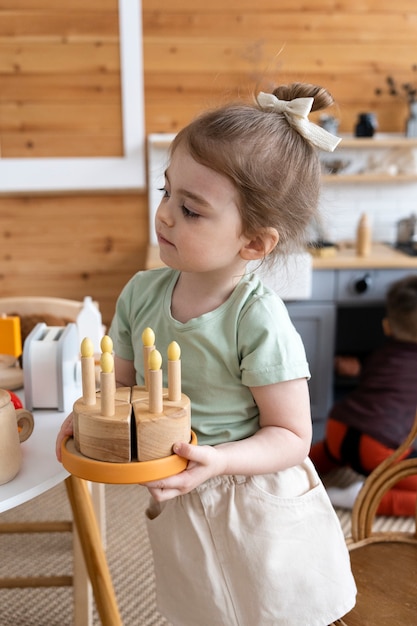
[272, 82, 334, 112]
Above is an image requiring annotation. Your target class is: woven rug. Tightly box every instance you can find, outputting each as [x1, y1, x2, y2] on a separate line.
[0, 483, 169, 626]
[0, 469, 413, 626]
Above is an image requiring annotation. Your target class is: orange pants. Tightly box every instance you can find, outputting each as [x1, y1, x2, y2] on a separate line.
[310, 419, 417, 517]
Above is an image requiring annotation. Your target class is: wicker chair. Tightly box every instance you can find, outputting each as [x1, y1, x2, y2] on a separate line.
[339, 408, 417, 625]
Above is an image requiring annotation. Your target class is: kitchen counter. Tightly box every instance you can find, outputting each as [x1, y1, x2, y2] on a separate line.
[147, 242, 417, 272]
[311, 242, 417, 270]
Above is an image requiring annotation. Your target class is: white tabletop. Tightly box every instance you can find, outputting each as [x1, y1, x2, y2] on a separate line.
[0, 387, 80, 513]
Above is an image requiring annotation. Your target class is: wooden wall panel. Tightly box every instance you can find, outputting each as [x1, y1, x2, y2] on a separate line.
[0, 0, 130, 325]
[0, 194, 148, 325]
[0, 11, 119, 36]
[2, 0, 417, 325]
[0, 1, 121, 159]
[0, 1, 117, 11]
[142, 0, 417, 12]
[142, 0, 417, 135]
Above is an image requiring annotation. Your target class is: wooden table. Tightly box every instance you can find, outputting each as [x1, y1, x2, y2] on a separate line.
[0, 389, 122, 626]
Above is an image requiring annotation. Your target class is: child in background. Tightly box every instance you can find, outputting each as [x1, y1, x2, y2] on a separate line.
[57, 82, 356, 625]
[311, 274, 417, 516]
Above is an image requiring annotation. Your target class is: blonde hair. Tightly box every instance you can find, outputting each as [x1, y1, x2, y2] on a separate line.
[386, 274, 417, 342]
[170, 82, 335, 261]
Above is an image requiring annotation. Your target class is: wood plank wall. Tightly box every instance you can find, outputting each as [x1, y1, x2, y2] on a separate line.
[0, 0, 146, 325]
[1, 0, 417, 324]
[143, 0, 417, 133]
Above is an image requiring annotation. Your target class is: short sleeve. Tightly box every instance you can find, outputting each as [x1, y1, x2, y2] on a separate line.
[238, 291, 310, 387]
[108, 276, 136, 361]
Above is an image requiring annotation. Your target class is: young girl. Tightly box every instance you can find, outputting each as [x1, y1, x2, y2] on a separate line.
[57, 82, 356, 625]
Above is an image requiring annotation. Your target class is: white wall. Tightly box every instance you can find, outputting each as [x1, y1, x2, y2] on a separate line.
[318, 138, 417, 244]
[319, 181, 417, 244]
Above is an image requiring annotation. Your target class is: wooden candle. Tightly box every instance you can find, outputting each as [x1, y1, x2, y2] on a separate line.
[81, 337, 96, 406]
[100, 334, 115, 393]
[100, 334, 113, 355]
[167, 341, 181, 402]
[142, 327, 155, 390]
[100, 351, 115, 417]
[148, 348, 163, 414]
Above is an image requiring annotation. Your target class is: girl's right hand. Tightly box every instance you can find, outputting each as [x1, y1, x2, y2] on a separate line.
[55, 412, 74, 462]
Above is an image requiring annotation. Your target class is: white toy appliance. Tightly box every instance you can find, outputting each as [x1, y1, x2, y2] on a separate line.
[23, 323, 80, 411]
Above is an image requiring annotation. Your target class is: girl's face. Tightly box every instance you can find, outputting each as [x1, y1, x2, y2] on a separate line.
[155, 144, 250, 274]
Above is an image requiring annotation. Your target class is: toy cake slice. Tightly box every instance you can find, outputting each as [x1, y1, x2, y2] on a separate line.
[131, 386, 191, 461]
[73, 387, 133, 462]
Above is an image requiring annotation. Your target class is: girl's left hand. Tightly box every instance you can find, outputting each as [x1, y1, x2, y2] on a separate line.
[143, 442, 223, 501]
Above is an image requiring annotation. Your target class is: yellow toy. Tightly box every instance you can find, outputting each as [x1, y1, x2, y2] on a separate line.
[0, 315, 22, 358]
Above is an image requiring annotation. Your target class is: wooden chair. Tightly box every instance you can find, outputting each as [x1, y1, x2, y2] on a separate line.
[0, 296, 107, 625]
[338, 408, 417, 626]
[0, 296, 87, 319]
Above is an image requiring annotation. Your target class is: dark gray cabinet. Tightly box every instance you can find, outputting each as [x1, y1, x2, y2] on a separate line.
[287, 301, 335, 441]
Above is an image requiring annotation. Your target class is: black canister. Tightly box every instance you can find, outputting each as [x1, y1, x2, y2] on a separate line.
[354, 113, 377, 137]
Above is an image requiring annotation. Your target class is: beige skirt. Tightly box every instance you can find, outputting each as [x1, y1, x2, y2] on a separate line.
[145, 458, 356, 626]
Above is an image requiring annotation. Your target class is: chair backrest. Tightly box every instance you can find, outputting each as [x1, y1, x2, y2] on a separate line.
[0, 296, 84, 320]
[350, 408, 417, 542]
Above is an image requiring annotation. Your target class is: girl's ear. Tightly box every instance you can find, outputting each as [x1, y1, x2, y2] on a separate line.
[382, 317, 392, 336]
[240, 227, 279, 261]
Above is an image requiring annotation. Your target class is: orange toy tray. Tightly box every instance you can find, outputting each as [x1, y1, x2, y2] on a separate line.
[61, 431, 197, 484]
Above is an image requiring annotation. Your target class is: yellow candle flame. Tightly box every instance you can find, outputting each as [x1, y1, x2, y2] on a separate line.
[100, 351, 114, 373]
[167, 341, 181, 361]
[81, 337, 94, 358]
[100, 334, 113, 354]
[142, 327, 155, 347]
[149, 349, 162, 371]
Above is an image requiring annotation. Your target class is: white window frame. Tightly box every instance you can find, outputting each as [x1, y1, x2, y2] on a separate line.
[0, 0, 145, 194]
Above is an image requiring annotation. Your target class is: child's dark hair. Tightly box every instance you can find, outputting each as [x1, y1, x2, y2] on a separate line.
[170, 82, 335, 261]
[386, 274, 417, 341]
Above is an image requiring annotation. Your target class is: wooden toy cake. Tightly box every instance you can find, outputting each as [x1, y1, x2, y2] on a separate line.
[63, 329, 194, 483]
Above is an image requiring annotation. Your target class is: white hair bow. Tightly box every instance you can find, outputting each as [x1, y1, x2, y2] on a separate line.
[256, 92, 341, 152]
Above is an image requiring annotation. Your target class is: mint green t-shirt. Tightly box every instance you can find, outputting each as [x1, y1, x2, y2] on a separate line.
[109, 267, 310, 446]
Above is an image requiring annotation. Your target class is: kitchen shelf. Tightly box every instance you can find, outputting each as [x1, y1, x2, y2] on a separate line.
[335, 135, 417, 148]
[321, 134, 417, 183]
[323, 173, 417, 183]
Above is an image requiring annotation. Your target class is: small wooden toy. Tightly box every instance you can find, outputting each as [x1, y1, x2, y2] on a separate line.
[141, 326, 155, 390]
[132, 339, 190, 462]
[99, 335, 115, 417]
[168, 341, 181, 402]
[70, 330, 192, 473]
[0, 355, 24, 391]
[0, 314, 22, 358]
[148, 349, 163, 414]
[80, 337, 96, 406]
[73, 335, 131, 463]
